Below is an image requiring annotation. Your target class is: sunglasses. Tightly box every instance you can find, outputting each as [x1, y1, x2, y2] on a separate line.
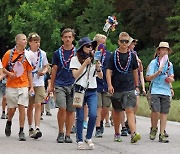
[84, 44, 92, 48]
[119, 40, 129, 44]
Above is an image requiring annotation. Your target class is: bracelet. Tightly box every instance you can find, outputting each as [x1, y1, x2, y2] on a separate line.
[135, 86, 139, 88]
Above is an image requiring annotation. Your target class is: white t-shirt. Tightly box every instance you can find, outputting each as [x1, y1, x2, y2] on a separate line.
[26, 49, 48, 86]
[0, 59, 3, 68]
[70, 56, 97, 89]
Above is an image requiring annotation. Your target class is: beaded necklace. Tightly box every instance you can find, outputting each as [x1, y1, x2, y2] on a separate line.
[59, 45, 75, 71]
[114, 49, 132, 74]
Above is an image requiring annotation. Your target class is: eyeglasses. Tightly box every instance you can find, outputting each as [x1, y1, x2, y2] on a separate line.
[84, 44, 92, 48]
[119, 40, 129, 44]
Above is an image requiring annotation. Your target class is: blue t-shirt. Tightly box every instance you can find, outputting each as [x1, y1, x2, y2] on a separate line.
[146, 58, 174, 96]
[97, 51, 111, 92]
[52, 48, 75, 87]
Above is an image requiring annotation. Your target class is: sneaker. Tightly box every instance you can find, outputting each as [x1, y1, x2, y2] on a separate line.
[114, 134, 122, 142]
[1, 113, 6, 119]
[29, 128, 35, 137]
[19, 131, 26, 141]
[71, 126, 76, 134]
[46, 112, 52, 116]
[149, 127, 158, 140]
[77, 141, 85, 150]
[83, 121, 87, 129]
[65, 136, 73, 143]
[121, 127, 128, 136]
[5, 122, 11, 137]
[95, 129, 102, 138]
[164, 130, 169, 138]
[85, 139, 94, 150]
[125, 120, 131, 134]
[31, 129, 42, 139]
[57, 133, 64, 143]
[110, 116, 114, 126]
[105, 122, 111, 127]
[131, 133, 141, 143]
[159, 133, 169, 143]
[100, 122, 104, 134]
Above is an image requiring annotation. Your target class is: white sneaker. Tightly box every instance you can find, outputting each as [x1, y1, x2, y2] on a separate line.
[77, 142, 85, 150]
[85, 139, 94, 150]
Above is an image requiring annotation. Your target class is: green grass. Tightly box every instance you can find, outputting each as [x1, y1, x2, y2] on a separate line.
[136, 96, 180, 122]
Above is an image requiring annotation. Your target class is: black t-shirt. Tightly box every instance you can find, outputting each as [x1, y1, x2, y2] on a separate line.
[107, 51, 138, 92]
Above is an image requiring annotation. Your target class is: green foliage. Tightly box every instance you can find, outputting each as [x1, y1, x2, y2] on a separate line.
[137, 97, 180, 122]
[75, 0, 122, 43]
[172, 81, 180, 100]
[9, 0, 65, 57]
[166, 0, 180, 79]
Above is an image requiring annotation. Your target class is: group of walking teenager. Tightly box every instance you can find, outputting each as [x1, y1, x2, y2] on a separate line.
[0, 28, 174, 149]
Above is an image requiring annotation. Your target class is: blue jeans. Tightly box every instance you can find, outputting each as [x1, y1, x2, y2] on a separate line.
[76, 89, 97, 142]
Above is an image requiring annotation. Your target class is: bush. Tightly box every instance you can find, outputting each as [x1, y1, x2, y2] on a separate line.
[172, 81, 180, 100]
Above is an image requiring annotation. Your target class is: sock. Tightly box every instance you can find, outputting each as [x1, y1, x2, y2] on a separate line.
[3, 111, 5, 114]
[35, 126, 40, 130]
[19, 127, 24, 133]
[100, 120, 103, 127]
[7, 120, 12, 126]
[29, 125, 33, 130]
[96, 127, 100, 131]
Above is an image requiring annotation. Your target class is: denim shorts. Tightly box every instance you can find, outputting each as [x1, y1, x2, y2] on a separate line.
[110, 90, 136, 111]
[150, 94, 170, 114]
[55, 85, 75, 112]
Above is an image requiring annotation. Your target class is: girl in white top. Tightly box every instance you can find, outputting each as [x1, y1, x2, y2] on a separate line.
[70, 37, 102, 150]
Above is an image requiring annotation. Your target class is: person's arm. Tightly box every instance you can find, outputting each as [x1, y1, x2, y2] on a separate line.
[140, 71, 146, 93]
[37, 64, 48, 76]
[169, 83, 174, 97]
[133, 69, 140, 92]
[49, 65, 57, 92]
[72, 57, 91, 79]
[27, 70, 34, 93]
[106, 69, 114, 94]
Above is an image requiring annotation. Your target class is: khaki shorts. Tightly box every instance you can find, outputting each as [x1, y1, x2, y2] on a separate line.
[55, 85, 75, 112]
[97, 92, 112, 108]
[29, 86, 46, 105]
[6, 87, 29, 108]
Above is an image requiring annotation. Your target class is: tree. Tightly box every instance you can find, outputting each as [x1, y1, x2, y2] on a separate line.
[75, 0, 122, 45]
[9, 0, 74, 60]
[114, 0, 176, 48]
[0, 0, 27, 57]
[166, 0, 180, 79]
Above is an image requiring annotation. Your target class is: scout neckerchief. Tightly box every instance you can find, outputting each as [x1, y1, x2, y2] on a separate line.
[59, 45, 75, 71]
[114, 48, 132, 74]
[98, 44, 106, 67]
[8, 46, 26, 71]
[156, 56, 170, 75]
[27, 48, 43, 76]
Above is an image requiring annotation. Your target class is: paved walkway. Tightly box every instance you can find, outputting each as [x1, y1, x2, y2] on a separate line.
[0, 98, 180, 154]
